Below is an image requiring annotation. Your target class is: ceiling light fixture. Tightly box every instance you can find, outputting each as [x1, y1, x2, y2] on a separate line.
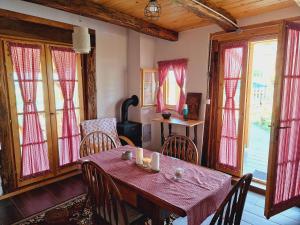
[72, 26, 91, 54]
[144, 0, 161, 20]
[72, 6, 91, 54]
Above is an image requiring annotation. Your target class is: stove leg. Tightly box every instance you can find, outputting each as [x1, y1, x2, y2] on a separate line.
[160, 122, 164, 146]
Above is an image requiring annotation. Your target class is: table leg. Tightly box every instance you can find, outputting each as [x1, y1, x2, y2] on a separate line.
[151, 206, 165, 225]
[137, 195, 166, 225]
[160, 122, 164, 146]
[186, 126, 190, 138]
[194, 125, 198, 147]
[168, 124, 172, 137]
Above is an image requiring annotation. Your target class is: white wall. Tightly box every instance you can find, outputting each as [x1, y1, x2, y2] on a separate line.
[127, 32, 157, 148]
[127, 30, 141, 122]
[140, 34, 156, 68]
[0, 0, 128, 119]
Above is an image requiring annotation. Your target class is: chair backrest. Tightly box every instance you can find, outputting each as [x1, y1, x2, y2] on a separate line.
[80, 131, 117, 158]
[210, 173, 253, 225]
[161, 135, 199, 165]
[82, 160, 129, 225]
[80, 118, 122, 147]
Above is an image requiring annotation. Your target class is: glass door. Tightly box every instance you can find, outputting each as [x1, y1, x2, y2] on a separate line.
[46, 45, 84, 174]
[4, 39, 54, 187]
[3, 39, 84, 187]
[215, 41, 248, 177]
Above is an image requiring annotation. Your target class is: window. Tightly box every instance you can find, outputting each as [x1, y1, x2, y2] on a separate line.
[164, 69, 181, 109]
[157, 58, 187, 113]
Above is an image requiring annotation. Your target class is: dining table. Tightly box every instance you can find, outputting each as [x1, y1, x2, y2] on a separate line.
[80, 145, 231, 225]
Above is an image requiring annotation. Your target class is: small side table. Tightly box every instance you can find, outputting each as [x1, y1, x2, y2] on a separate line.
[152, 117, 204, 146]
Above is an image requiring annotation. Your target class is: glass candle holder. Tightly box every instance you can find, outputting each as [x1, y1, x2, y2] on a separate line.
[175, 168, 184, 179]
[143, 157, 151, 168]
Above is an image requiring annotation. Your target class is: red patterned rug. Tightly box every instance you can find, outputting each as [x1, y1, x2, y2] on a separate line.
[13, 194, 92, 225]
[13, 194, 177, 225]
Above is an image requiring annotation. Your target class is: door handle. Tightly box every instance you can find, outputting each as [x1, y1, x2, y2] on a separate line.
[268, 125, 291, 129]
[277, 126, 291, 129]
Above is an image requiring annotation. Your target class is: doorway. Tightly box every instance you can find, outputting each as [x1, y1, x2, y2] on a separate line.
[243, 39, 278, 182]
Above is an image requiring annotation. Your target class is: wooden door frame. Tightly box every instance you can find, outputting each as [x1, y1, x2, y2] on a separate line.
[0, 10, 96, 194]
[264, 21, 300, 218]
[3, 38, 55, 187]
[205, 18, 285, 175]
[2, 37, 85, 188]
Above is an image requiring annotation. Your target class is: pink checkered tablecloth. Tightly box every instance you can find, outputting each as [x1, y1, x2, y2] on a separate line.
[80, 146, 231, 225]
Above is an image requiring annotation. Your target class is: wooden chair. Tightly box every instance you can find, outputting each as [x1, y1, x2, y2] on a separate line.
[209, 173, 252, 225]
[172, 173, 253, 225]
[80, 131, 117, 158]
[81, 160, 147, 225]
[161, 135, 199, 165]
[80, 118, 135, 147]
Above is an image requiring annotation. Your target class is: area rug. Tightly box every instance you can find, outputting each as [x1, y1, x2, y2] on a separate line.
[13, 194, 177, 225]
[13, 194, 92, 225]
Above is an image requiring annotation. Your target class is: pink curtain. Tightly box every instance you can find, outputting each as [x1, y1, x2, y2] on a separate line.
[156, 61, 170, 113]
[173, 59, 187, 113]
[51, 47, 80, 166]
[9, 43, 50, 177]
[156, 59, 187, 113]
[274, 23, 300, 205]
[218, 43, 246, 170]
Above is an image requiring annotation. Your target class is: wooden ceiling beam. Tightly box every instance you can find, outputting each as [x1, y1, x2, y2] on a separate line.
[0, 8, 95, 46]
[21, 0, 178, 41]
[175, 0, 239, 32]
[0, 8, 73, 30]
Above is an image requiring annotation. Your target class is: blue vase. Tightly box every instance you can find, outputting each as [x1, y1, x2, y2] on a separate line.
[183, 107, 188, 120]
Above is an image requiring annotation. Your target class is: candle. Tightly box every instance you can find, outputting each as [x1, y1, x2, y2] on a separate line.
[136, 148, 143, 165]
[151, 152, 160, 171]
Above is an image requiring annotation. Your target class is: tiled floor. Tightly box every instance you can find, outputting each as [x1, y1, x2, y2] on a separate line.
[0, 175, 299, 225]
[0, 175, 86, 225]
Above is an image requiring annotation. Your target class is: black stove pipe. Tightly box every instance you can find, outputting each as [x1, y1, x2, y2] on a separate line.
[121, 95, 139, 123]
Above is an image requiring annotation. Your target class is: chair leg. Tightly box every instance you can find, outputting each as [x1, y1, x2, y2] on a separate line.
[166, 217, 171, 225]
[81, 193, 90, 215]
[129, 216, 150, 225]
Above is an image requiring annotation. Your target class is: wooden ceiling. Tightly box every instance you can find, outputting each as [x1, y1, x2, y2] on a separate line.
[93, 0, 295, 32]
[22, 0, 296, 41]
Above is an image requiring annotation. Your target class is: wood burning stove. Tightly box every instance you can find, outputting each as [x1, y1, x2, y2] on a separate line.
[117, 95, 142, 147]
